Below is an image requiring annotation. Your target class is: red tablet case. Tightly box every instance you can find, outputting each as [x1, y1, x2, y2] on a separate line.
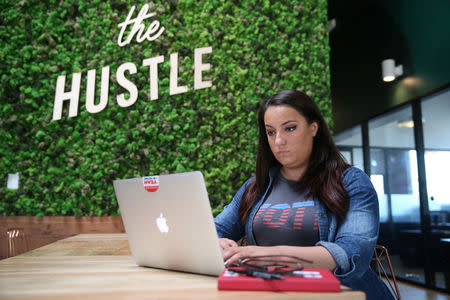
[217, 268, 341, 292]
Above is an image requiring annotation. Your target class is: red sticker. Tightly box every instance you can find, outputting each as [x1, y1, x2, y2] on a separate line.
[143, 176, 159, 192]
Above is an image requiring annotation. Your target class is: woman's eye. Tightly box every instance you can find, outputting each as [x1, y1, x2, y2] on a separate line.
[266, 130, 275, 136]
[286, 126, 296, 132]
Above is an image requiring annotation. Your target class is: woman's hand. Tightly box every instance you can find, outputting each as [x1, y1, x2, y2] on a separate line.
[220, 243, 337, 271]
[218, 238, 238, 255]
[218, 238, 260, 265]
[222, 245, 274, 265]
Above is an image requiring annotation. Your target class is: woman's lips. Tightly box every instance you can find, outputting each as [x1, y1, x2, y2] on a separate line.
[277, 150, 289, 155]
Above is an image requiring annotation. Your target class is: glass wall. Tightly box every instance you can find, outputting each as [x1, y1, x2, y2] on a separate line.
[368, 105, 424, 283]
[334, 86, 450, 292]
[334, 125, 364, 171]
[421, 88, 450, 290]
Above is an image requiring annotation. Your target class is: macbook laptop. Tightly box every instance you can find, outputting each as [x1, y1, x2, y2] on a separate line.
[113, 171, 225, 276]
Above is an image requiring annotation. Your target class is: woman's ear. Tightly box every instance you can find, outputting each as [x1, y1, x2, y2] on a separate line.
[310, 122, 319, 137]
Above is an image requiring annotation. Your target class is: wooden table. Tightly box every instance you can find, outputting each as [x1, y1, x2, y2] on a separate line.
[0, 234, 365, 299]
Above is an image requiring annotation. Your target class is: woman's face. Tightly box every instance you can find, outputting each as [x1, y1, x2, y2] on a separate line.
[264, 105, 318, 178]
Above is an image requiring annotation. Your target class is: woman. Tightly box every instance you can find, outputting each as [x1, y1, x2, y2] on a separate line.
[214, 90, 394, 300]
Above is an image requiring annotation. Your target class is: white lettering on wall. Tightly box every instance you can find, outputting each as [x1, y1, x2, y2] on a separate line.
[51, 3, 215, 120]
[194, 46, 212, 90]
[117, 4, 165, 47]
[116, 62, 138, 107]
[86, 66, 110, 114]
[52, 47, 213, 120]
[142, 55, 164, 100]
[169, 52, 188, 95]
[52, 73, 81, 120]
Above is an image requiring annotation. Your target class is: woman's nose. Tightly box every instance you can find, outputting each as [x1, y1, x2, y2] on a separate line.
[275, 132, 286, 145]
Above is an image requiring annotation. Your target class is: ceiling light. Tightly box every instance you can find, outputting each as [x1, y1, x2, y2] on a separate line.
[382, 59, 403, 82]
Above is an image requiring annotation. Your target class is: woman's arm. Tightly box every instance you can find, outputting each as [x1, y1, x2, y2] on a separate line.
[214, 178, 253, 241]
[222, 244, 338, 270]
[317, 167, 380, 282]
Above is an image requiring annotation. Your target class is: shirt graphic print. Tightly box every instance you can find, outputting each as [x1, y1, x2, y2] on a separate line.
[252, 174, 319, 246]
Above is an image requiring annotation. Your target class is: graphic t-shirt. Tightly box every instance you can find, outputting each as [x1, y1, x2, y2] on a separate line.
[252, 174, 319, 246]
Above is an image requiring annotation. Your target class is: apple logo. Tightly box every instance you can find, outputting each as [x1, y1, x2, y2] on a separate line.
[156, 213, 169, 233]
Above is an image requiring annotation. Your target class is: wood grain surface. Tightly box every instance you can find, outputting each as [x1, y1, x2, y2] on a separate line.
[0, 216, 125, 259]
[0, 234, 366, 300]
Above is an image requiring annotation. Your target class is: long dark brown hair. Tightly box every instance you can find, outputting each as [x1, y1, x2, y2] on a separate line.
[238, 90, 350, 223]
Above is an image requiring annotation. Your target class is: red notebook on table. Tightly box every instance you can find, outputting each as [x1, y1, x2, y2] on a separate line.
[217, 268, 341, 292]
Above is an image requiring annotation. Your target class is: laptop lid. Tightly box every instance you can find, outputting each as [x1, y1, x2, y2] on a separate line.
[113, 171, 225, 276]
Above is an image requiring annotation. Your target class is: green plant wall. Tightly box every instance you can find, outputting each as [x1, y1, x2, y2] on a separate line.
[0, 0, 331, 217]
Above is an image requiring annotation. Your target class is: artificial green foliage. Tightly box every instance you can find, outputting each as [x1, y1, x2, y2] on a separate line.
[0, 0, 331, 217]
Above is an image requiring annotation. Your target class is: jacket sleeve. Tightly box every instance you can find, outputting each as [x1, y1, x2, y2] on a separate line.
[214, 178, 253, 242]
[317, 167, 379, 282]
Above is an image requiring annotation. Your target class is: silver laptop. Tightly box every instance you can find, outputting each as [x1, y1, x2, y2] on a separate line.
[113, 171, 225, 276]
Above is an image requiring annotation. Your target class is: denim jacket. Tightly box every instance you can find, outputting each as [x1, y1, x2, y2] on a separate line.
[215, 166, 394, 300]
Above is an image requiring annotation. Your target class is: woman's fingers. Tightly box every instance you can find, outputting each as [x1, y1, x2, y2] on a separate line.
[223, 246, 258, 264]
[218, 238, 238, 251]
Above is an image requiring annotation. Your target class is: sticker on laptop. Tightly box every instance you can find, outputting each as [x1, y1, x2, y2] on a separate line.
[143, 176, 159, 192]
